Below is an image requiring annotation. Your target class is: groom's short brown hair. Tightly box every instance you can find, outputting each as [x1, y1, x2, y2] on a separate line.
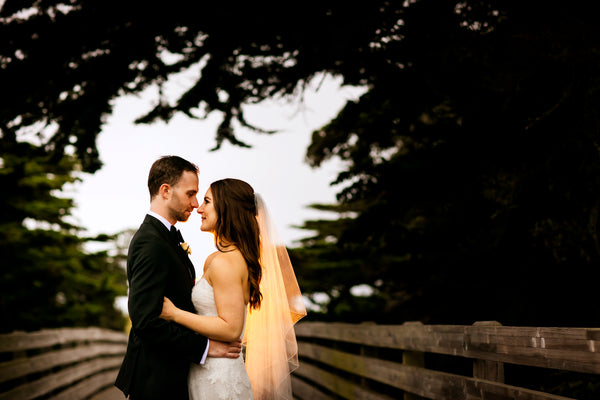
[148, 155, 199, 199]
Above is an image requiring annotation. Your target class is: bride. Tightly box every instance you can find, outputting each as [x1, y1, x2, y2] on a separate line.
[160, 178, 306, 400]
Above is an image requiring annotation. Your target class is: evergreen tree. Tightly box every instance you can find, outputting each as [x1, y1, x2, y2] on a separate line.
[301, 1, 600, 327]
[0, 141, 127, 332]
[2, 0, 599, 328]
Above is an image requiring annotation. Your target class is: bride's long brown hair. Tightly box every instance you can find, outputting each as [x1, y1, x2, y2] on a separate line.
[210, 178, 262, 309]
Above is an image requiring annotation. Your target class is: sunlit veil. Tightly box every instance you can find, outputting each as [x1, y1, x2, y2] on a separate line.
[243, 194, 307, 400]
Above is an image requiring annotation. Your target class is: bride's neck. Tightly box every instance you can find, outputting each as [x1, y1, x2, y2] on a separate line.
[217, 240, 237, 252]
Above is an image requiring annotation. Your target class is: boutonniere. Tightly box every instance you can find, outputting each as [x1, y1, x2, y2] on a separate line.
[180, 242, 192, 255]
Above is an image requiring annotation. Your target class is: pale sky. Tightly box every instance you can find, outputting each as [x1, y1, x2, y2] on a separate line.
[69, 74, 365, 277]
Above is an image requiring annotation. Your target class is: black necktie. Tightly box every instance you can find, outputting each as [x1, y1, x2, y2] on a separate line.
[170, 225, 184, 244]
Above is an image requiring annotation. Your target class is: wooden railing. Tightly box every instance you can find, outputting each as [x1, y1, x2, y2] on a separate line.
[291, 321, 600, 400]
[0, 327, 127, 400]
[3, 323, 599, 400]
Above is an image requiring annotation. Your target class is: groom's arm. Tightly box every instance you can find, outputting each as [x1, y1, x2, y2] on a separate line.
[127, 235, 208, 363]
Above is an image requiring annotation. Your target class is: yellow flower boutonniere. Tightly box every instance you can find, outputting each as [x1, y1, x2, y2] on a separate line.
[180, 242, 192, 255]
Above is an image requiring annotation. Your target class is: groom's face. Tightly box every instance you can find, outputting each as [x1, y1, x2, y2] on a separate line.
[167, 170, 199, 222]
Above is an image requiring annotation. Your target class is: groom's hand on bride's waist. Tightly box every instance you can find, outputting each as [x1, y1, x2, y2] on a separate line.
[207, 339, 242, 359]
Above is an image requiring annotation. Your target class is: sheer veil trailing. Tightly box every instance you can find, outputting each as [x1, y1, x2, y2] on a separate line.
[243, 194, 307, 400]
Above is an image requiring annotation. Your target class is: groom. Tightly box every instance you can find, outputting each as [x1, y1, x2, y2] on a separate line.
[115, 155, 241, 399]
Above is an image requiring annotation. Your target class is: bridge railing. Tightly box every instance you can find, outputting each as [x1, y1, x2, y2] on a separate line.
[0, 327, 127, 400]
[291, 321, 600, 400]
[3, 322, 599, 400]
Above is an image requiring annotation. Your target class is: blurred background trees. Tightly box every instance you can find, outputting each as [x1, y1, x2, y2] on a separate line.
[0, 142, 127, 332]
[292, 0, 600, 326]
[1, 0, 599, 331]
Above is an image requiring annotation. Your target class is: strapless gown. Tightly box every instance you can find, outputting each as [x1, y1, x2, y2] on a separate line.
[188, 278, 254, 400]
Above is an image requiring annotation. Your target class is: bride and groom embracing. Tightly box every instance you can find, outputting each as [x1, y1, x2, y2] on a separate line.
[115, 155, 307, 399]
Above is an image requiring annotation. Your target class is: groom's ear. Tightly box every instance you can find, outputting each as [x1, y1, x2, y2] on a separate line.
[159, 183, 172, 199]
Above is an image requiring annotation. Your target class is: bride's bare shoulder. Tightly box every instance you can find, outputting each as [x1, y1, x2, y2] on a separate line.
[202, 251, 221, 277]
[204, 250, 246, 279]
[204, 251, 221, 265]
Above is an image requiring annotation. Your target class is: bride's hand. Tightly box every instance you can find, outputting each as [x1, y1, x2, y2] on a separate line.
[160, 296, 177, 321]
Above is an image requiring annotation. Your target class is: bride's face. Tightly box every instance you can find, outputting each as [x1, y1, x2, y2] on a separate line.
[198, 187, 217, 232]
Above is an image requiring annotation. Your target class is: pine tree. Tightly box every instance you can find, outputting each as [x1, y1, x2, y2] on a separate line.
[0, 141, 127, 332]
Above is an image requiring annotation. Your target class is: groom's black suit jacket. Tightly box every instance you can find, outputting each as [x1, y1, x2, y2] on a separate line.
[115, 215, 208, 400]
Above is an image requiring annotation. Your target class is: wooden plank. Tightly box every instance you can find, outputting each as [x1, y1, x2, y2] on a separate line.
[462, 346, 600, 374]
[89, 385, 124, 400]
[294, 354, 578, 400]
[0, 328, 127, 353]
[293, 362, 396, 400]
[299, 342, 406, 389]
[295, 323, 600, 374]
[49, 370, 119, 400]
[291, 376, 334, 400]
[295, 323, 600, 353]
[0, 356, 123, 400]
[461, 325, 600, 374]
[0, 343, 126, 383]
[406, 367, 578, 400]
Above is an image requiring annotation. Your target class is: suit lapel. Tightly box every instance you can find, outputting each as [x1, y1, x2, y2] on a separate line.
[144, 214, 172, 243]
[174, 245, 196, 281]
[145, 215, 195, 283]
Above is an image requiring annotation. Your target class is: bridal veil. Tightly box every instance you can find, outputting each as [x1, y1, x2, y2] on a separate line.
[243, 194, 307, 400]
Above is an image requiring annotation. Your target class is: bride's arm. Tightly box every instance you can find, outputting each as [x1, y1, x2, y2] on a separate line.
[160, 256, 246, 342]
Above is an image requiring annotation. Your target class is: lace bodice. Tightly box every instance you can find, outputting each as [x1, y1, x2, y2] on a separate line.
[188, 278, 253, 400]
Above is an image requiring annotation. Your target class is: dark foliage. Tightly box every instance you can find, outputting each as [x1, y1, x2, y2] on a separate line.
[0, 141, 128, 332]
[294, 1, 600, 327]
[2, 0, 599, 330]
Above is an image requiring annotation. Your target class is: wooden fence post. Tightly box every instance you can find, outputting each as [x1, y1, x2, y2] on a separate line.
[402, 322, 425, 400]
[472, 321, 505, 382]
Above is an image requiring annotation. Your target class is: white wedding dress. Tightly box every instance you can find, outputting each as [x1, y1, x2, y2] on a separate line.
[188, 278, 254, 400]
